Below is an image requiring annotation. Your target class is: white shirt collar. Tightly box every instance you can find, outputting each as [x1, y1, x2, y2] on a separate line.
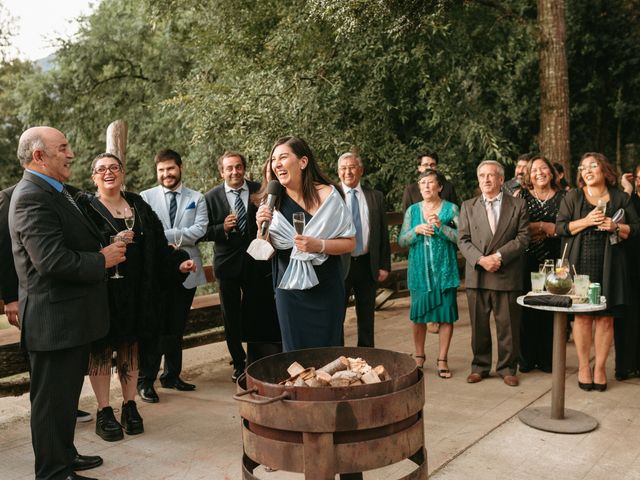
[224, 180, 248, 193]
[483, 191, 503, 203]
[342, 182, 363, 195]
[162, 184, 183, 195]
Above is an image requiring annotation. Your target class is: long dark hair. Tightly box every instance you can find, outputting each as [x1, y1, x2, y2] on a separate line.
[256, 136, 340, 209]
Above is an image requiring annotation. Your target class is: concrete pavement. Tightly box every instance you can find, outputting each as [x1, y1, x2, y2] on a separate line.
[1, 293, 639, 479]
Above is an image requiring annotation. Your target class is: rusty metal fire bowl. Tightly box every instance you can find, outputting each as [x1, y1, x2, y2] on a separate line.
[234, 346, 427, 479]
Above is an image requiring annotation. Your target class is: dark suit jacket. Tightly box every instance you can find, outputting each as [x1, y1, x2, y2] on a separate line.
[402, 177, 459, 211]
[355, 186, 392, 280]
[458, 193, 529, 291]
[203, 180, 260, 280]
[9, 171, 110, 351]
[0, 185, 18, 303]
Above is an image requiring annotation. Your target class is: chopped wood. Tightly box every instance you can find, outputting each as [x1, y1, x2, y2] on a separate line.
[280, 356, 391, 387]
[361, 370, 381, 384]
[318, 356, 349, 375]
[287, 361, 306, 378]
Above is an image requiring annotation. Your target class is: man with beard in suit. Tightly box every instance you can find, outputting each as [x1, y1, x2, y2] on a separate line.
[458, 160, 529, 387]
[337, 152, 391, 347]
[9, 126, 125, 480]
[138, 149, 208, 402]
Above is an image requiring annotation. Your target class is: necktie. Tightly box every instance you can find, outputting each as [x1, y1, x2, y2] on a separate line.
[485, 198, 497, 234]
[169, 191, 178, 227]
[232, 189, 246, 234]
[351, 189, 363, 256]
[62, 187, 82, 213]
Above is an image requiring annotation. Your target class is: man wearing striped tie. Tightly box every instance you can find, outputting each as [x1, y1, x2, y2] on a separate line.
[203, 151, 280, 382]
[138, 149, 208, 402]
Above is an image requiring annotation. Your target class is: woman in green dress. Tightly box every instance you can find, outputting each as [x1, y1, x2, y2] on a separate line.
[399, 169, 460, 378]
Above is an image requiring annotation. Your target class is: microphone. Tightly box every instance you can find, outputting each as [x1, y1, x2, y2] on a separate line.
[260, 180, 282, 236]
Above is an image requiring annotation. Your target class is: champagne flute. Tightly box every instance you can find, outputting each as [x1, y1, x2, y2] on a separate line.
[292, 212, 305, 235]
[596, 199, 607, 230]
[173, 230, 184, 249]
[109, 235, 124, 279]
[124, 206, 135, 243]
[229, 205, 238, 231]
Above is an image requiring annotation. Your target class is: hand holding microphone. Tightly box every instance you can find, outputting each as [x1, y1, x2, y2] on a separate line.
[259, 180, 283, 236]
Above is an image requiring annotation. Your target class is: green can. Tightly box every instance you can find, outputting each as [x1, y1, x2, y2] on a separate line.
[588, 283, 601, 304]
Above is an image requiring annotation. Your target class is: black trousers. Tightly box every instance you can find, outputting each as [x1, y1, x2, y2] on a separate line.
[138, 285, 196, 387]
[218, 276, 247, 370]
[29, 344, 89, 480]
[344, 254, 377, 348]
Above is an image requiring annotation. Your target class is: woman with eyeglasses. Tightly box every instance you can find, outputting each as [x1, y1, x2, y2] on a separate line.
[76, 153, 195, 441]
[556, 153, 639, 392]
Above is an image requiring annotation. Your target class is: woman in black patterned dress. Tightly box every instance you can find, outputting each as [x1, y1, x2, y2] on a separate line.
[556, 153, 639, 391]
[519, 156, 565, 373]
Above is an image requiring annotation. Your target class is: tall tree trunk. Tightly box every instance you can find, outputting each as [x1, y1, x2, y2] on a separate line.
[538, 0, 571, 177]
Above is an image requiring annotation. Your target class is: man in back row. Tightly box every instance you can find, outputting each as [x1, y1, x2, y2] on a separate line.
[9, 126, 126, 480]
[401, 151, 459, 211]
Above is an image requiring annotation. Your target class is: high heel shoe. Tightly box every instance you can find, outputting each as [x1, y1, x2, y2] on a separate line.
[414, 354, 426, 369]
[578, 381, 593, 391]
[592, 382, 607, 392]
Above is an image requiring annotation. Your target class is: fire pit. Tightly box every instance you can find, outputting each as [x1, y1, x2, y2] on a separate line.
[234, 347, 427, 479]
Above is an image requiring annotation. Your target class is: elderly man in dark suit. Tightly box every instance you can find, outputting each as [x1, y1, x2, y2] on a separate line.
[338, 152, 391, 348]
[204, 151, 279, 381]
[9, 126, 126, 480]
[458, 160, 529, 387]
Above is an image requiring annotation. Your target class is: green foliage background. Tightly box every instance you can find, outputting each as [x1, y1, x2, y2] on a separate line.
[1, 0, 639, 206]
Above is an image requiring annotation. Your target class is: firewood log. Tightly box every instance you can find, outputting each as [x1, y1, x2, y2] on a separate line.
[373, 365, 390, 381]
[361, 370, 381, 384]
[287, 361, 306, 378]
[318, 356, 349, 375]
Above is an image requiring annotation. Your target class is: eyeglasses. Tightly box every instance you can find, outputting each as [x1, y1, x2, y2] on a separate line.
[577, 162, 599, 172]
[93, 164, 122, 175]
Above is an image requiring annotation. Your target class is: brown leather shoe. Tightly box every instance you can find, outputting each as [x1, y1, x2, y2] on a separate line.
[466, 372, 483, 383]
[503, 375, 519, 387]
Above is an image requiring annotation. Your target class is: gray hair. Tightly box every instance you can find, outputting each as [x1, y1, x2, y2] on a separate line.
[337, 152, 362, 169]
[476, 160, 505, 178]
[17, 130, 46, 167]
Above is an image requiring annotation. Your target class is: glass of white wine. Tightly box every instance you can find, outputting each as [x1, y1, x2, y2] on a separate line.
[173, 230, 184, 249]
[109, 235, 124, 279]
[292, 212, 305, 235]
[124, 206, 135, 243]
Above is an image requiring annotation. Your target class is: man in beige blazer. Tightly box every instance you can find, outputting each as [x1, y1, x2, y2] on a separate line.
[458, 160, 529, 386]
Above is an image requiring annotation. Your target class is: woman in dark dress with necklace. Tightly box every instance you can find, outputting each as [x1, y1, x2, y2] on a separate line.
[255, 137, 355, 352]
[78, 153, 194, 441]
[519, 156, 565, 373]
[556, 153, 639, 391]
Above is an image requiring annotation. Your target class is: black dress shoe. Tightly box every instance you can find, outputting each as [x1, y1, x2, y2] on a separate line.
[95, 406, 124, 442]
[121, 400, 144, 435]
[160, 378, 197, 391]
[64, 473, 98, 480]
[138, 385, 159, 403]
[71, 453, 103, 471]
[231, 368, 244, 383]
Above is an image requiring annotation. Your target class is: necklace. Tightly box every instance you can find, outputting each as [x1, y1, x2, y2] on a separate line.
[532, 188, 552, 207]
[99, 196, 125, 215]
[587, 186, 607, 199]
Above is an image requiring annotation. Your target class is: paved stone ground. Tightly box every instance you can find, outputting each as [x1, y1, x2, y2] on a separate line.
[1, 293, 639, 479]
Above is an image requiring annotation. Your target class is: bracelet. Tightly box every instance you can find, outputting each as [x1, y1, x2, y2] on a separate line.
[320, 239, 326, 254]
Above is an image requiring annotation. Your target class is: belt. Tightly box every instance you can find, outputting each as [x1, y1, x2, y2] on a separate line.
[351, 253, 370, 261]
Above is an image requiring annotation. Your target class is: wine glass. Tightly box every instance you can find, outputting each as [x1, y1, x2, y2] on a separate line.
[229, 205, 238, 231]
[596, 199, 607, 230]
[292, 212, 305, 235]
[173, 230, 184, 249]
[109, 235, 124, 279]
[124, 207, 135, 243]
